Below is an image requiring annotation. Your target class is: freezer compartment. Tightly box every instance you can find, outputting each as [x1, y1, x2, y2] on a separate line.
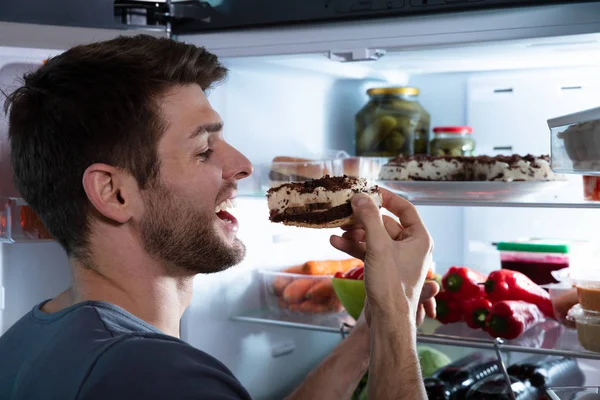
[259, 269, 344, 315]
[549, 106, 600, 175]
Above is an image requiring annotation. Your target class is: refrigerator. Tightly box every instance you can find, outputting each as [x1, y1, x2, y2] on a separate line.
[2, 2, 600, 398]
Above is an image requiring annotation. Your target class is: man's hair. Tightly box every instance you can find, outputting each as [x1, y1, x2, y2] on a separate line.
[4, 34, 227, 259]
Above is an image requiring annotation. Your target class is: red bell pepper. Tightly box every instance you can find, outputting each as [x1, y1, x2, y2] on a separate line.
[463, 297, 493, 330]
[485, 300, 544, 340]
[337, 266, 364, 280]
[484, 270, 554, 319]
[435, 291, 463, 324]
[442, 266, 487, 299]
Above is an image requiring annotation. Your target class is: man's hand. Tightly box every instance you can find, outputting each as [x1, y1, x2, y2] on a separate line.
[330, 187, 435, 323]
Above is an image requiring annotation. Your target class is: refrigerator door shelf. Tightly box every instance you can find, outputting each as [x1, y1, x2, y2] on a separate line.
[0, 197, 53, 243]
[549, 106, 600, 176]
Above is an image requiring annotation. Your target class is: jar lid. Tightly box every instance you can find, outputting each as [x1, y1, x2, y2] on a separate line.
[567, 304, 600, 324]
[496, 241, 570, 254]
[433, 126, 473, 134]
[367, 87, 419, 96]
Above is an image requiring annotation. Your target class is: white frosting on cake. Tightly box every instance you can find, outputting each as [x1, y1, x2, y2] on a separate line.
[267, 177, 382, 214]
[473, 158, 556, 182]
[379, 155, 559, 182]
[378, 159, 465, 181]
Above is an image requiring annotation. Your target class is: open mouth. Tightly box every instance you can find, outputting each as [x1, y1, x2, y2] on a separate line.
[215, 198, 238, 226]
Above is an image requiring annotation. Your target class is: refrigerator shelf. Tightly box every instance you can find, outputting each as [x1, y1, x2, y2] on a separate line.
[378, 179, 600, 208]
[232, 310, 600, 361]
[0, 197, 53, 243]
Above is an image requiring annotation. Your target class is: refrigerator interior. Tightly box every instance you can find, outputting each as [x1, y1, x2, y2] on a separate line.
[1, 13, 600, 399]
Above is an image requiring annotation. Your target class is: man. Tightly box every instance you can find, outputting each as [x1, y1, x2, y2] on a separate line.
[0, 35, 437, 399]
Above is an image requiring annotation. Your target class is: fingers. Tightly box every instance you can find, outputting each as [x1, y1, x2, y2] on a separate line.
[420, 281, 439, 320]
[380, 187, 426, 233]
[341, 229, 366, 243]
[423, 298, 436, 319]
[329, 235, 367, 260]
[416, 305, 425, 327]
[382, 215, 403, 241]
[350, 194, 388, 247]
[420, 281, 440, 302]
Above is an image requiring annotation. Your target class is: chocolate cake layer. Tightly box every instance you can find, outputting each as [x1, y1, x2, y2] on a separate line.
[270, 202, 352, 224]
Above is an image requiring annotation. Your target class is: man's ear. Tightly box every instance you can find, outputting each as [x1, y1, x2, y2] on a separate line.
[82, 163, 137, 224]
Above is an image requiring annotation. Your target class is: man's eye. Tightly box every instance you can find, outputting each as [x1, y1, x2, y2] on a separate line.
[195, 149, 214, 161]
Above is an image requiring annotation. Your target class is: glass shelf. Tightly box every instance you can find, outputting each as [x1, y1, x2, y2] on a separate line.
[379, 179, 600, 209]
[231, 308, 354, 334]
[232, 309, 600, 361]
[0, 197, 53, 243]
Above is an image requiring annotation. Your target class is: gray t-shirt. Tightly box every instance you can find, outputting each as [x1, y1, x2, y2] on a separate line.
[0, 300, 252, 400]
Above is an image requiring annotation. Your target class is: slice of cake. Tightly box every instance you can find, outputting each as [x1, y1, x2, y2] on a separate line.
[378, 155, 469, 181]
[472, 155, 557, 182]
[267, 175, 382, 228]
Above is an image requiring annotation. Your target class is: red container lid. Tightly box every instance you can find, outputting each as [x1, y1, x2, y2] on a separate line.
[433, 126, 473, 134]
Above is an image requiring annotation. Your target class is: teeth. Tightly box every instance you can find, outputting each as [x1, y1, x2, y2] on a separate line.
[215, 199, 237, 214]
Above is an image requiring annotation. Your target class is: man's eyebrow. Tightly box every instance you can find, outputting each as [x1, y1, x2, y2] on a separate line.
[189, 122, 223, 139]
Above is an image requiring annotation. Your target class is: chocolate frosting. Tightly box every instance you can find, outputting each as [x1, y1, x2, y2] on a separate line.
[267, 175, 379, 196]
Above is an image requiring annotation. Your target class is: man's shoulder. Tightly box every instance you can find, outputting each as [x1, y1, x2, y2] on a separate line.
[77, 335, 252, 400]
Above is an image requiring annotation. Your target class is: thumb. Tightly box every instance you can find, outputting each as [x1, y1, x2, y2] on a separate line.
[351, 193, 387, 246]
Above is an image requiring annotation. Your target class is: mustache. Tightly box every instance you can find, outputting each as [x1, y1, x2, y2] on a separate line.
[217, 182, 237, 198]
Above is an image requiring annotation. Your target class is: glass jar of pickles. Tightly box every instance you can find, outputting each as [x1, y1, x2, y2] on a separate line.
[355, 87, 430, 157]
[429, 126, 476, 156]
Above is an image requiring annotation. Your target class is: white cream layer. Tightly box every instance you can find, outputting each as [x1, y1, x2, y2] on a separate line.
[378, 159, 464, 181]
[268, 179, 382, 213]
[474, 158, 557, 182]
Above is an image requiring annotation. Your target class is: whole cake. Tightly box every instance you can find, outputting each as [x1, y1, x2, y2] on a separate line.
[267, 175, 382, 228]
[379, 155, 558, 182]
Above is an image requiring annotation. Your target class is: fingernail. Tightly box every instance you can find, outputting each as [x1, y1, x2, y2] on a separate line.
[352, 194, 369, 207]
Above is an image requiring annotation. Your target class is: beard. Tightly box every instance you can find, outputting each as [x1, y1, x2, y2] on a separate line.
[138, 181, 245, 275]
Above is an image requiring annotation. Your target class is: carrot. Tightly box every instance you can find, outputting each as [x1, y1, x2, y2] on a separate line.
[277, 298, 289, 310]
[271, 265, 305, 295]
[302, 258, 363, 275]
[426, 268, 435, 280]
[329, 297, 344, 313]
[306, 280, 335, 304]
[283, 278, 317, 304]
[284, 265, 305, 274]
[289, 300, 330, 313]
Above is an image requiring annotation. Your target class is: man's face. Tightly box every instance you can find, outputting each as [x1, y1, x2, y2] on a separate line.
[138, 84, 252, 275]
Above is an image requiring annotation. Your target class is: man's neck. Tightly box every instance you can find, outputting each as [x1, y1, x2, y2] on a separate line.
[43, 252, 193, 338]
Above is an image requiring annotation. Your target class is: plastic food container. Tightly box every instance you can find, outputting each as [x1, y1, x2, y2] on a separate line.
[496, 240, 573, 285]
[259, 270, 343, 314]
[548, 106, 600, 175]
[583, 175, 600, 200]
[260, 158, 344, 192]
[339, 156, 391, 182]
[544, 282, 577, 326]
[429, 126, 476, 157]
[568, 304, 600, 353]
[573, 280, 600, 312]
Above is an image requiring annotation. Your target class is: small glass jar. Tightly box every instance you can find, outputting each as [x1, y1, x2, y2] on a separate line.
[429, 126, 476, 157]
[355, 87, 430, 157]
